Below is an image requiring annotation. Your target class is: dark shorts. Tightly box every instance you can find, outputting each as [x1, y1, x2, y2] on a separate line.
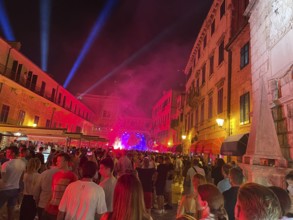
[156, 183, 165, 196]
[143, 192, 152, 209]
[0, 189, 19, 208]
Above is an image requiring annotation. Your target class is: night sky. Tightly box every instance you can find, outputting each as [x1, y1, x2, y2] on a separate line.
[1, 0, 212, 117]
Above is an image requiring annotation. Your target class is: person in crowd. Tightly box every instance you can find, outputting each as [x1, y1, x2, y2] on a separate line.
[285, 171, 293, 214]
[149, 155, 157, 169]
[115, 150, 133, 177]
[19, 145, 29, 165]
[177, 173, 206, 218]
[186, 158, 205, 195]
[101, 173, 152, 220]
[34, 155, 60, 220]
[0, 146, 26, 220]
[36, 146, 46, 172]
[154, 155, 169, 214]
[136, 157, 156, 214]
[57, 161, 107, 220]
[197, 183, 228, 220]
[43, 152, 77, 220]
[99, 157, 117, 212]
[235, 182, 281, 220]
[46, 148, 57, 169]
[164, 156, 175, 210]
[217, 164, 232, 193]
[174, 155, 183, 184]
[269, 186, 293, 219]
[211, 158, 225, 185]
[19, 157, 41, 220]
[176, 214, 196, 220]
[223, 167, 244, 220]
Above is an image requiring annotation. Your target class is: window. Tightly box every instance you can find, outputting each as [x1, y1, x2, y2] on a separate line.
[220, 0, 226, 19]
[200, 100, 205, 124]
[11, 60, 18, 80]
[217, 88, 224, 114]
[198, 49, 201, 60]
[58, 93, 62, 104]
[46, 119, 51, 128]
[17, 110, 25, 125]
[16, 64, 22, 82]
[218, 41, 224, 65]
[0, 105, 10, 123]
[31, 74, 38, 91]
[195, 107, 199, 127]
[63, 96, 66, 107]
[51, 88, 56, 101]
[203, 35, 207, 49]
[0, 83, 3, 93]
[34, 116, 40, 125]
[209, 55, 214, 75]
[208, 95, 213, 119]
[240, 42, 249, 69]
[211, 20, 215, 35]
[190, 112, 194, 128]
[76, 126, 82, 133]
[240, 92, 250, 124]
[40, 81, 46, 96]
[26, 71, 32, 88]
[201, 64, 206, 85]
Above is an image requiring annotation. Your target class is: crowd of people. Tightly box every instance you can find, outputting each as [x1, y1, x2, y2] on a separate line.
[0, 143, 293, 220]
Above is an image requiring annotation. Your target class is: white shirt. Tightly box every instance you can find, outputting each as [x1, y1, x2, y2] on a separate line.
[0, 158, 26, 190]
[99, 176, 117, 212]
[34, 167, 60, 208]
[59, 180, 107, 220]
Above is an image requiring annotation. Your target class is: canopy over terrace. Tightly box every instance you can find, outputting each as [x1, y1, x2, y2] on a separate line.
[190, 137, 225, 155]
[65, 132, 108, 148]
[0, 125, 107, 149]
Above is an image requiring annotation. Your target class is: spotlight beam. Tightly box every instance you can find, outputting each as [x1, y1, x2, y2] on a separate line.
[78, 8, 197, 98]
[0, 0, 15, 41]
[40, 0, 51, 71]
[78, 17, 183, 98]
[63, 0, 117, 88]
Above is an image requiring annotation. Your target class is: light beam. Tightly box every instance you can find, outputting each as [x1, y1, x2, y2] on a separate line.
[63, 0, 117, 88]
[40, 0, 51, 71]
[0, 0, 15, 41]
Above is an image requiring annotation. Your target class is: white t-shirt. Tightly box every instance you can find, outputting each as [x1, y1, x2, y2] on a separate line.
[99, 176, 117, 212]
[59, 180, 107, 220]
[0, 158, 26, 190]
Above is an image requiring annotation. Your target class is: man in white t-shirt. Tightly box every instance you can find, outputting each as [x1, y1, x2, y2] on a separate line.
[186, 158, 205, 194]
[57, 161, 107, 220]
[0, 146, 26, 220]
[99, 157, 117, 212]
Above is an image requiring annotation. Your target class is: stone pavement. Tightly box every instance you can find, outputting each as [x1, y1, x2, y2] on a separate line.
[151, 183, 183, 220]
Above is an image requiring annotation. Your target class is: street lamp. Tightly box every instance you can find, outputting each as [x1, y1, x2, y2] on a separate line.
[216, 118, 231, 135]
[216, 118, 224, 127]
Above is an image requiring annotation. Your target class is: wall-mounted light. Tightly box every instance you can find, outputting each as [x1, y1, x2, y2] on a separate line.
[216, 118, 225, 127]
[32, 124, 37, 127]
[181, 135, 187, 140]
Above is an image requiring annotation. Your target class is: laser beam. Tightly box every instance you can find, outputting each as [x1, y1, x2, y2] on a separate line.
[0, 0, 15, 41]
[78, 23, 175, 98]
[40, 0, 51, 72]
[63, 0, 117, 88]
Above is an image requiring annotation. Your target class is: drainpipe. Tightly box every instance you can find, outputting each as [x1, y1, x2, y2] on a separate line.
[227, 49, 232, 136]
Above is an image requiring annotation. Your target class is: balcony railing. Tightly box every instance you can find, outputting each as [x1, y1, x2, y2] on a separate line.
[0, 63, 90, 121]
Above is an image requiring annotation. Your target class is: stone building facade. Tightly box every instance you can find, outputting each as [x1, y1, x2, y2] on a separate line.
[184, 0, 251, 159]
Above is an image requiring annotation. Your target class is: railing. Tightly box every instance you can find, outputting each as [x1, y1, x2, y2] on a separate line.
[0, 64, 91, 121]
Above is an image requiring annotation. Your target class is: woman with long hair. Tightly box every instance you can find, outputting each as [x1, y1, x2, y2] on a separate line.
[101, 173, 152, 220]
[19, 157, 41, 220]
[197, 183, 228, 220]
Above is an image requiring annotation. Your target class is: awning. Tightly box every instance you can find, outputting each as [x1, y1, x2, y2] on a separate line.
[220, 133, 249, 156]
[202, 137, 224, 155]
